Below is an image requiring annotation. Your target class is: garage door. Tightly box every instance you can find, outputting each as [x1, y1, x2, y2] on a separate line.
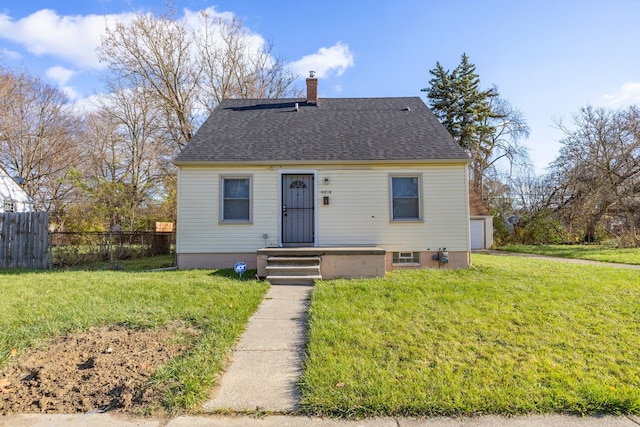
[470, 220, 485, 250]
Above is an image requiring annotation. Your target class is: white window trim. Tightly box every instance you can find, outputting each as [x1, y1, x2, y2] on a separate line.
[389, 173, 423, 222]
[219, 175, 253, 224]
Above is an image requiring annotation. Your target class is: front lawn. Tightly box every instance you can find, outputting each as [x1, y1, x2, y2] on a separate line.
[300, 254, 640, 417]
[498, 244, 640, 265]
[0, 268, 268, 413]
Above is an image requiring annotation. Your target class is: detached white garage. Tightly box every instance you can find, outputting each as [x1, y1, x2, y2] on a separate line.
[469, 191, 493, 250]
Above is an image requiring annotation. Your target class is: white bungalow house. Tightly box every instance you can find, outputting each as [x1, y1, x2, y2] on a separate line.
[0, 166, 33, 213]
[174, 75, 472, 282]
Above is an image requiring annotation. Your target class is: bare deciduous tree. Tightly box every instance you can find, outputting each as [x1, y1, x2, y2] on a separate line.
[75, 83, 171, 230]
[0, 66, 82, 219]
[98, 12, 199, 151]
[97, 9, 301, 152]
[88, 8, 301, 229]
[551, 105, 640, 245]
[195, 13, 300, 112]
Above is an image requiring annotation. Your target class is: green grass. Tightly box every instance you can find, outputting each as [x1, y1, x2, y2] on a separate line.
[0, 268, 269, 413]
[62, 253, 177, 271]
[300, 254, 640, 417]
[499, 244, 640, 265]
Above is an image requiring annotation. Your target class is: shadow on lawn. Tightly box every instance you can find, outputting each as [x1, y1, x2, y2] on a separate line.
[209, 268, 259, 281]
[0, 268, 44, 275]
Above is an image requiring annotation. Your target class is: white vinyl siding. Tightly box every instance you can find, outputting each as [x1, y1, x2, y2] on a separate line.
[317, 165, 469, 252]
[177, 163, 470, 254]
[177, 166, 279, 253]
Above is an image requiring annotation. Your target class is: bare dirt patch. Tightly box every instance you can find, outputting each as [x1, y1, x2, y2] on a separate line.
[0, 322, 198, 416]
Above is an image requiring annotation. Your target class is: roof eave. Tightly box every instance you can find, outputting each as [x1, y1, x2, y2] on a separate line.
[174, 158, 471, 167]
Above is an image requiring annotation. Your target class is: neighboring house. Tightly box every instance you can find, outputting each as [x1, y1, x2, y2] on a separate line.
[0, 166, 33, 213]
[469, 191, 493, 250]
[174, 74, 472, 280]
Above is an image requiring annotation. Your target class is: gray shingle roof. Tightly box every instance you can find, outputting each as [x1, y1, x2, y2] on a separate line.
[175, 97, 469, 164]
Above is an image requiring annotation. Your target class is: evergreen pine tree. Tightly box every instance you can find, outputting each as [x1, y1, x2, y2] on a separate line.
[422, 53, 504, 194]
[425, 61, 458, 135]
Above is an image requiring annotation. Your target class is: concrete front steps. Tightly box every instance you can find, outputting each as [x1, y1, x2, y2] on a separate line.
[265, 256, 322, 285]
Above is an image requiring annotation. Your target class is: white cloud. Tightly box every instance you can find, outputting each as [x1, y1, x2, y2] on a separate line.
[602, 82, 640, 107]
[44, 65, 79, 100]
[181, 7, 236, 30]
[72, 92, 106, 115]
[46, 65, 75, 85]
[181, 7, 268, 66]
[289, 42, 355, 79]
[0, 9, 136, 69]
[0, 7, 261, 73]
[1, 47, 21, 60]
[0, 6, 286, 103]
[61, 85, 80, 101]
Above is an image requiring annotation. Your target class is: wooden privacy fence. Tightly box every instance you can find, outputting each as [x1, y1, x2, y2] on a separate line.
[0, 212, 49, 269]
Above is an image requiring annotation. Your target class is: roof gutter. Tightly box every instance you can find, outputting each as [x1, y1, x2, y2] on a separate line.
[174, 158, 471, 167]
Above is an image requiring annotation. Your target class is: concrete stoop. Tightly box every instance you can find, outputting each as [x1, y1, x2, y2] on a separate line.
[265, 256, 322, 285]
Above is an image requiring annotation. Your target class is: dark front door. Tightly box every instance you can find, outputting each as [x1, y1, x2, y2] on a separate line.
[282, 174, 314, 246]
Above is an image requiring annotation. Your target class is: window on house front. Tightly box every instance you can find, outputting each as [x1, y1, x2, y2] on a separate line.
[390, 175, 422, 221]
[221, 176, 252, 222]
[3, 201, 15, 212]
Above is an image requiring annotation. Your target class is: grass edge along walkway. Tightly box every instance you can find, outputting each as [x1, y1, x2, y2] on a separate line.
[299, 254, 640, 418]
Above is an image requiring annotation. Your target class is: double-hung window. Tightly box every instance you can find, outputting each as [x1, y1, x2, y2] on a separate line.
[390, 175, 422, 221]
[221, 176, 252, 222]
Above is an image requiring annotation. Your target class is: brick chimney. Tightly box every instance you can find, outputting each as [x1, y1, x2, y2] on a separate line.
[306, 71, 318, 104]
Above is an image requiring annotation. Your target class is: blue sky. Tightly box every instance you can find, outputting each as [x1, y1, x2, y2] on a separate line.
[1, 0, 639, 173]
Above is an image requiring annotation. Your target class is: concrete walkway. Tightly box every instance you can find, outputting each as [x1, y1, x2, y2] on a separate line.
[202, 284, 312, 412]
